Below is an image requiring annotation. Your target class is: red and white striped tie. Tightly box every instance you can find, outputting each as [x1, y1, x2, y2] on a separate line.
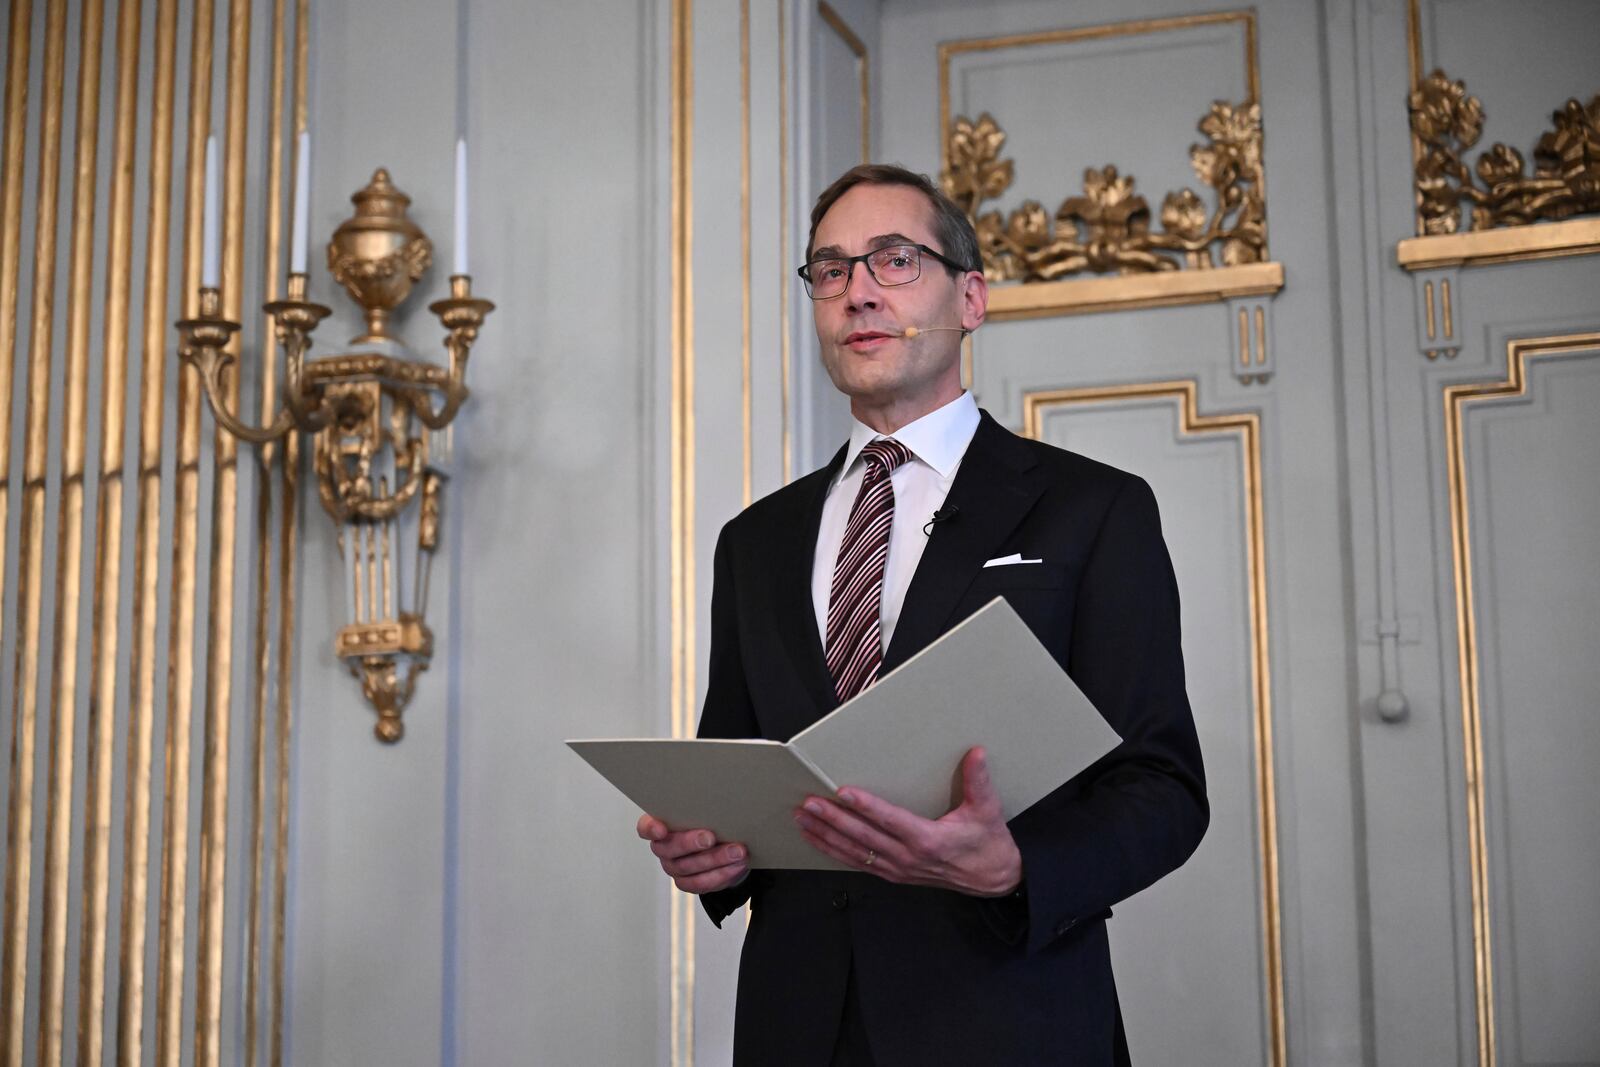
[825, 438, 912, 703]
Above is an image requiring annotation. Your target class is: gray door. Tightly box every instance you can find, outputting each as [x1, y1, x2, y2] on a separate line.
[1333, 1, 1600, 1064]
[858, 0, 1600, 1063]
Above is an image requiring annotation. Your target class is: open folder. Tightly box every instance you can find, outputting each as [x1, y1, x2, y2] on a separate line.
[568, 597, 1119, 870]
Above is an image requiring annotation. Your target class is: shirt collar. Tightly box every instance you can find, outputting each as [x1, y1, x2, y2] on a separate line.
[839, 391, 980, 482]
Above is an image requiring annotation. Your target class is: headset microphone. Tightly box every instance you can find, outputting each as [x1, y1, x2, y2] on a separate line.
[900, 325, 966, 339]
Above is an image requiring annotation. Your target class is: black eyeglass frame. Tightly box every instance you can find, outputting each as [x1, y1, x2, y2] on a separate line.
[796, 242, 975, 300]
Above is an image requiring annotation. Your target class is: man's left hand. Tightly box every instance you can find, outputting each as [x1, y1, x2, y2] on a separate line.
[794, 746, 1023, 897]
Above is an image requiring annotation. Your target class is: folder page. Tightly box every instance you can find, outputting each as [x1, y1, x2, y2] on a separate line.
[792, 598, 1119, 823]
[566, 738, 843, 869]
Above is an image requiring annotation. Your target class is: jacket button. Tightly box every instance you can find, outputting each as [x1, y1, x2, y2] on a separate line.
[832, 891, 849, 911]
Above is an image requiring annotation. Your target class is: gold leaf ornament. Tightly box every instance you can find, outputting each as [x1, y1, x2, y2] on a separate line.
[943, 113, 1015, 215]
[1408, 68, 1600, 234]
[1162, 188, 1208, 242]
[944, 102, 1270, 281]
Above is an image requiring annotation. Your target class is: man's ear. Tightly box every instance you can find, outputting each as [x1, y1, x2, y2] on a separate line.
[960, 269, 988, 333]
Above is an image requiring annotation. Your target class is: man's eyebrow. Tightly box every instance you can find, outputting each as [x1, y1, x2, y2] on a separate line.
[810, 233, 919, 260]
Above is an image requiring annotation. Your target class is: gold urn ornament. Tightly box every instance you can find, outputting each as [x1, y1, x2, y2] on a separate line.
[326, 167, 433, 343]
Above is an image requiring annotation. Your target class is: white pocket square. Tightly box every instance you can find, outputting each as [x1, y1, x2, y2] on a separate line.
[982, 553, 1043, 568]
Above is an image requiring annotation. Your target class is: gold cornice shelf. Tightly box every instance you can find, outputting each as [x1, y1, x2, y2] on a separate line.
[1397, 216, 1600, 271]
[987, 261, 1283, 322]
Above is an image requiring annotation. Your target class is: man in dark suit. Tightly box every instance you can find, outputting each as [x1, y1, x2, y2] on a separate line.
[638, 164, 1207, 1065]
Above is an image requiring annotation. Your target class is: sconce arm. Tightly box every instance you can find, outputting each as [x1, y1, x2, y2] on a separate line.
[177, 337, 299, 445]
[421, 278, 493, 431]
[408, 379, 470, 431]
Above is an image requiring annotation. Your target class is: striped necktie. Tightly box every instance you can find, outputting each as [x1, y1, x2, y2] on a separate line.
[825, 437, 913, 702]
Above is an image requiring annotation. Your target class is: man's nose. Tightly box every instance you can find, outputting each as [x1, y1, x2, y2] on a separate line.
[844, 262, 883, 311]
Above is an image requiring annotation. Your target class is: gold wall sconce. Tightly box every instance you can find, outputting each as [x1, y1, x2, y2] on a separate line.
[177, 152, 491, 742]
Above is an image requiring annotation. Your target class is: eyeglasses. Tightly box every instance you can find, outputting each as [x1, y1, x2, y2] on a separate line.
[797, 243, 972, 300]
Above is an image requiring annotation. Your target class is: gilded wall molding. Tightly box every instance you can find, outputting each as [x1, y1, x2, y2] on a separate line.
[0, 0, 301, 1060]
[668, 3, 697, 1065]
[1397, 0, 1600, 270]
[937, 13, 1283, 324]
[1021, 381, 1285, 1067]
[1441, 332, 1600, 1067]
[816, 2, 868, 164]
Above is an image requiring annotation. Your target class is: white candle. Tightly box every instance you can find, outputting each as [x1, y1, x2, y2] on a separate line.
[202, 134, 220, 288]
[290, 129, 310, 274]
[453, 137, 468, 277]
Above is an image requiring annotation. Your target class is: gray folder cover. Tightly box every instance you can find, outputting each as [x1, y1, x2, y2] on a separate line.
[568, 597, 1119, 870]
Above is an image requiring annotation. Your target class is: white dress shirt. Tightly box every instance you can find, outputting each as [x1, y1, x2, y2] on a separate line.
[811, 391, 981, 653]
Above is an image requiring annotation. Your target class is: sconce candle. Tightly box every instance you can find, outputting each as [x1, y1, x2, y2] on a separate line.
[290, 129, 310, 274]
[202, 134, 220, 288]
[453, 137, 468, 276]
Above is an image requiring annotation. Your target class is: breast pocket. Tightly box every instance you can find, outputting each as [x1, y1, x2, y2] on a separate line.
[968, 562, 1066, 591]
[961, 563, 1070, 642]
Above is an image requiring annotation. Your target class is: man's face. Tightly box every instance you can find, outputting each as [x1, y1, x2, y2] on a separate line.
[808, 183, 985, 416]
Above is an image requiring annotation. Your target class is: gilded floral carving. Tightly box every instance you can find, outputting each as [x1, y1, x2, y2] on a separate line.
[940, 103, 1269, 283]
[1409, 69, 1600, 234]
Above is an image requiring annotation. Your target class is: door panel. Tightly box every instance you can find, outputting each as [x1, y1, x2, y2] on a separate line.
[1031, 397, 1274, 1067]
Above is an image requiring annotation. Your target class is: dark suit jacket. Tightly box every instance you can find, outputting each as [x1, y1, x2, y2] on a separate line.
[697, 412, 1208, 1065]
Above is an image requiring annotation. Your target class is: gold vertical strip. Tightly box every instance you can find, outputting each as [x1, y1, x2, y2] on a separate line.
[269, 434, 297, 1067]
[39, 0, 107, 1057]
[380, 514, 394, 618]
[740, 0, 751, 506]
[1239, 410, 1284, 1067]
[270, 13, 308, 1056]
[1237, 308, 1250, 367]
[1406, 0, 1423, 91]
[1, 2, 68, 1061]
[78, 0, 142, 1058]
[364, 524, 376, 621]
[1445, 362, 1494, 1067]
[245, 0, 289, 1060]
[351, 527, 365, 620]
[269, 432, 297, 1067]
[0, 0, 33, 638]
[1440, 278, 1453, 340]
[193, 0, 251, 1056]
[777, 0, 791, 484]
[669, 2, 696, 1063]
[1253, 306, 1266, 366]
[858, 24, 867, 162]
[1020, 381, 1285, 1067]
[156, 0, 217, 1058]
[1242, 9, 1259, 104]
[1407, 0, 1426, 234]
[119, 0, 179, 1060]
[1424, 280, 1436, 340]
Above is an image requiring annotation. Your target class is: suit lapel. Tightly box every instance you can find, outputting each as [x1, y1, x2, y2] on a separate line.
[770, 445, 847, 716]
[883, 412, 1043, 672]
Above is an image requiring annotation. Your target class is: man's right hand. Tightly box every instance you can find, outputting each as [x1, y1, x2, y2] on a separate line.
[637, 815, 750, 894]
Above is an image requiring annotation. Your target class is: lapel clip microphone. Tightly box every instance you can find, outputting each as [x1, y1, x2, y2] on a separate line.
[924, 505, 960, 536]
